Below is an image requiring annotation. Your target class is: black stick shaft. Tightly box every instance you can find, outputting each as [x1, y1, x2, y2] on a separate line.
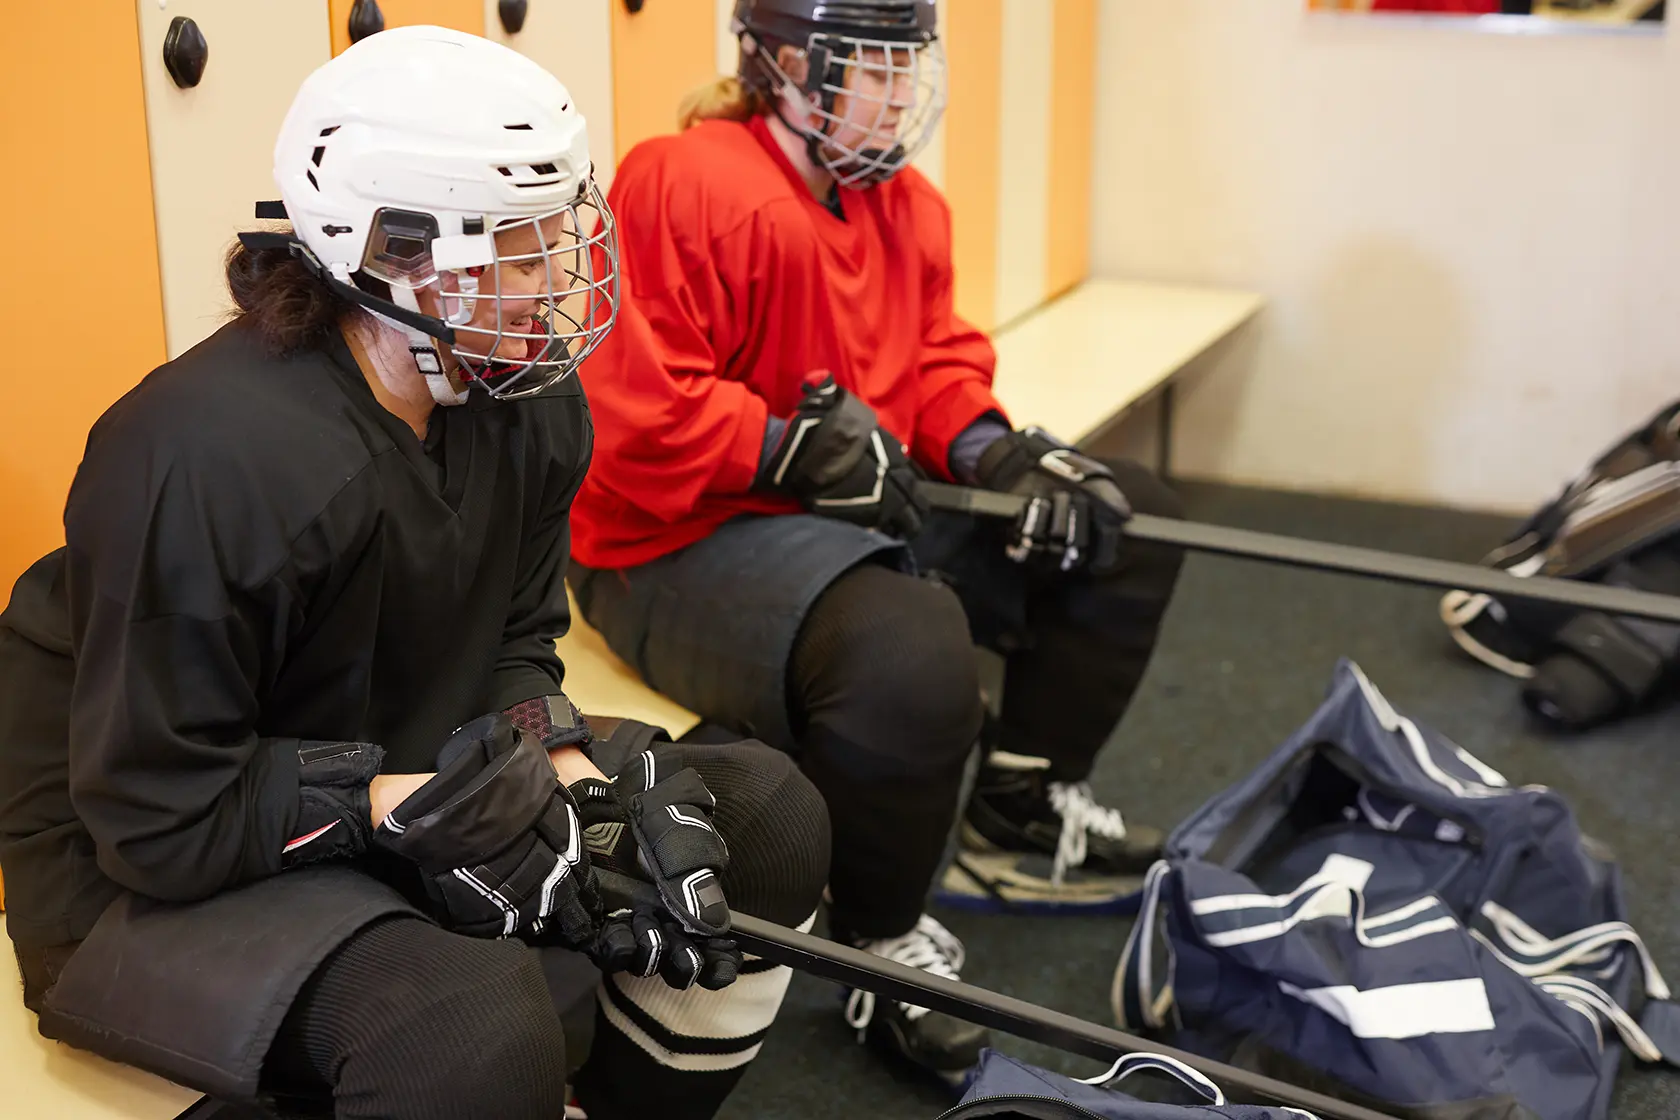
[730, 914, 1401, 1120]
[918, 481, 1680, 626]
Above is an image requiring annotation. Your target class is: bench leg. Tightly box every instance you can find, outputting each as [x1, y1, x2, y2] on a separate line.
[1156, 382, 1175, 480]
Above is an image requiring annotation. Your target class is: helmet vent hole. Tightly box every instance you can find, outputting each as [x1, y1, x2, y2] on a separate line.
[497, 166, 514, 177]
[503, 123, 534, 130]
[306, 169, 319, 191]
[531, 162, 558, 175]
[318, 125, 340, 137]
[311, 146, 326, 166]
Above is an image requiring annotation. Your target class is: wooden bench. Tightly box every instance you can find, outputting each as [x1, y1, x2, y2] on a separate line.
[989, 277, 1264, 466]
[1, 277, 1260, 1118]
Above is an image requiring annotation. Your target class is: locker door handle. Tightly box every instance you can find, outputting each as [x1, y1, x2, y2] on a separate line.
[499, 0, 529, 34]
[349, 0, 386, 44]
[162, 15, 208, 89]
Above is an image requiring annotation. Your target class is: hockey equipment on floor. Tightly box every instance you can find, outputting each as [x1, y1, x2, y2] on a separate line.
[1441, 398, 1680, 729]
[728, 912, 1402, 1120]
[917, 481, 1680, 626]
[937, 747, 1160, 917]
[1113, 660, 1680, 1120]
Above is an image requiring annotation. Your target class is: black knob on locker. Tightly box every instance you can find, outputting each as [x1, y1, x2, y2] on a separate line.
[624, 0, 646, 12]
[499, 0, 530, 34]
[162, 16, 208, 89]
[349, 0, 386, 44]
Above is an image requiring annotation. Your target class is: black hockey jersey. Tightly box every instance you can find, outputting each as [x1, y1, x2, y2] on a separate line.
[0, 317, 592, 947]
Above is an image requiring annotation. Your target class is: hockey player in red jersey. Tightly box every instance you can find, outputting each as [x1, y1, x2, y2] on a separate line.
[569, 0, 1186, 1083]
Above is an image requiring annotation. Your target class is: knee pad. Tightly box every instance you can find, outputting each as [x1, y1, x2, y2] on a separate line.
[791, 563, 984, 782]
[670, 740, 831, 928]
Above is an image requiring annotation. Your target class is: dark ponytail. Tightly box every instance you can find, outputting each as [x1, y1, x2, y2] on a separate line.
[225, 228, 354, 357]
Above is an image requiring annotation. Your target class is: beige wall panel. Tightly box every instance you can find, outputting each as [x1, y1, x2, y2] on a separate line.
[910, 0, 949, 191]
[138, 1, 331, 357]
[717, 0, 739, 77]
[992, 0, 1053, 329]
[1093, 0, 1680, 512]
[484, 0, 617, 188]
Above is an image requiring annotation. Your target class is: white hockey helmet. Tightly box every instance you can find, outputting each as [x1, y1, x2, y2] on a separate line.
[256, 25, 617, 404]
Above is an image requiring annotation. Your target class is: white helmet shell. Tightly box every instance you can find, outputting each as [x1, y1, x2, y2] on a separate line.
[274, 24, 592, 279]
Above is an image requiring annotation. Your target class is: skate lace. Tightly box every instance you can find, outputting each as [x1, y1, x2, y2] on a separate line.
[1048, 781, 1128, 886]
[843, 914, 967, 1031]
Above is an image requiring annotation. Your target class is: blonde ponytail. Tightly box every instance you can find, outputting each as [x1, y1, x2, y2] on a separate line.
[677, 76, 766, 131]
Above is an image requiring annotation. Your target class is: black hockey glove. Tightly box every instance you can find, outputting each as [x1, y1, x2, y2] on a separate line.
[976, 427, 1132, 575]
[372, 714, 601, 947]
[566, 751, 742, 991]
[759, 374, 928, 540]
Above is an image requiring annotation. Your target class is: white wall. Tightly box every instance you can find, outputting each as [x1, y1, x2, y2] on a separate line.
[1093, 0, 1680, 513]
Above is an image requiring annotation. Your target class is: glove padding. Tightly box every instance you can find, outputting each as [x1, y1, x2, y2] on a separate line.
[568, 750, 742, 991]
[760, 373, 928, 540]
[373, 714, 599, 947]
[976, 427, 1132, 575]
[592, 869, 742, 991]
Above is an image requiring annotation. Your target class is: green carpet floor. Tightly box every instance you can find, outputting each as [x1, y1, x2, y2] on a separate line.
[718, 481, 1680, 1119]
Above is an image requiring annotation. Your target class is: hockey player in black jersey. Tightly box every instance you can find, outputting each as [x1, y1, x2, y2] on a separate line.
[0, 26, 829, 1120]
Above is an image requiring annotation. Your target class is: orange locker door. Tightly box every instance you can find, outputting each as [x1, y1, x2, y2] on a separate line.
[942, 0, 1005, 332]
[0, 7, 167, 600]
[1046, 0, 1097, 303]
[611, 0, 722, 164]
[329, 0, 486, 54]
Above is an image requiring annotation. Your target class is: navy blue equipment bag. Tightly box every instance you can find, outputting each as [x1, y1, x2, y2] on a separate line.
[948, 1049, 1325, 1119]
[1114, 660, 1680, 1120]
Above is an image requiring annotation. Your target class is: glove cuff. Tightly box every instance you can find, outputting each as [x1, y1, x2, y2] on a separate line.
[282, 741, 384, 870]
[504, 693, 593, 754]
[376, 728, 560, 873]
[976, 427, 1059, 490]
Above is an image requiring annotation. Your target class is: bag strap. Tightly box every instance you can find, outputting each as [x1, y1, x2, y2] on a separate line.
[1077, 1053, 1325, 1119]
[1111, 861, 1172, 1031]
[1077, 1052, 1226, 1104]
[1476, 902, 1671, 1000]
[1475, 901, 1680, 1067]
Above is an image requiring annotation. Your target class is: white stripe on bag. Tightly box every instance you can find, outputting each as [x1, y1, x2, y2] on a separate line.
[1277, 978, 1496, 1040]
[1190, 853, 1375, 916]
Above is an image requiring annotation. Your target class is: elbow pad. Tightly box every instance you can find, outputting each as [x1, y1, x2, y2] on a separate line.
[281, 741, 385, 870]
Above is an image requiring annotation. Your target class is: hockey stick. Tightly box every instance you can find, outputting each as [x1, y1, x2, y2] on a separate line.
[730, 913, 1400, 1120]
[918, 481, 1680, 626]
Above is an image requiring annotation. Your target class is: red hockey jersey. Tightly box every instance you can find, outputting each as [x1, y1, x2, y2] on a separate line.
[568, 114, 1005, 570]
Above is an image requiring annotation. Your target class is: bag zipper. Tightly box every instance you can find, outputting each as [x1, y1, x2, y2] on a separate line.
[936, 1093, 1113, 1120]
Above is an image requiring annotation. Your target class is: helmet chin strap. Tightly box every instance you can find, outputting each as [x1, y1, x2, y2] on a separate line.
[386, 285, 469, 407]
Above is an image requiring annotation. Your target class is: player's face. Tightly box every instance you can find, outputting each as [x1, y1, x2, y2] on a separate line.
[435, 212, 571, 367]
[825, 45, 918, 153]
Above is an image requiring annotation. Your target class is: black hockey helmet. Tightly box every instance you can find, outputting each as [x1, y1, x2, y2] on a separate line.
[735, 0, 938, 45]
[731, 0, 945, 189]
